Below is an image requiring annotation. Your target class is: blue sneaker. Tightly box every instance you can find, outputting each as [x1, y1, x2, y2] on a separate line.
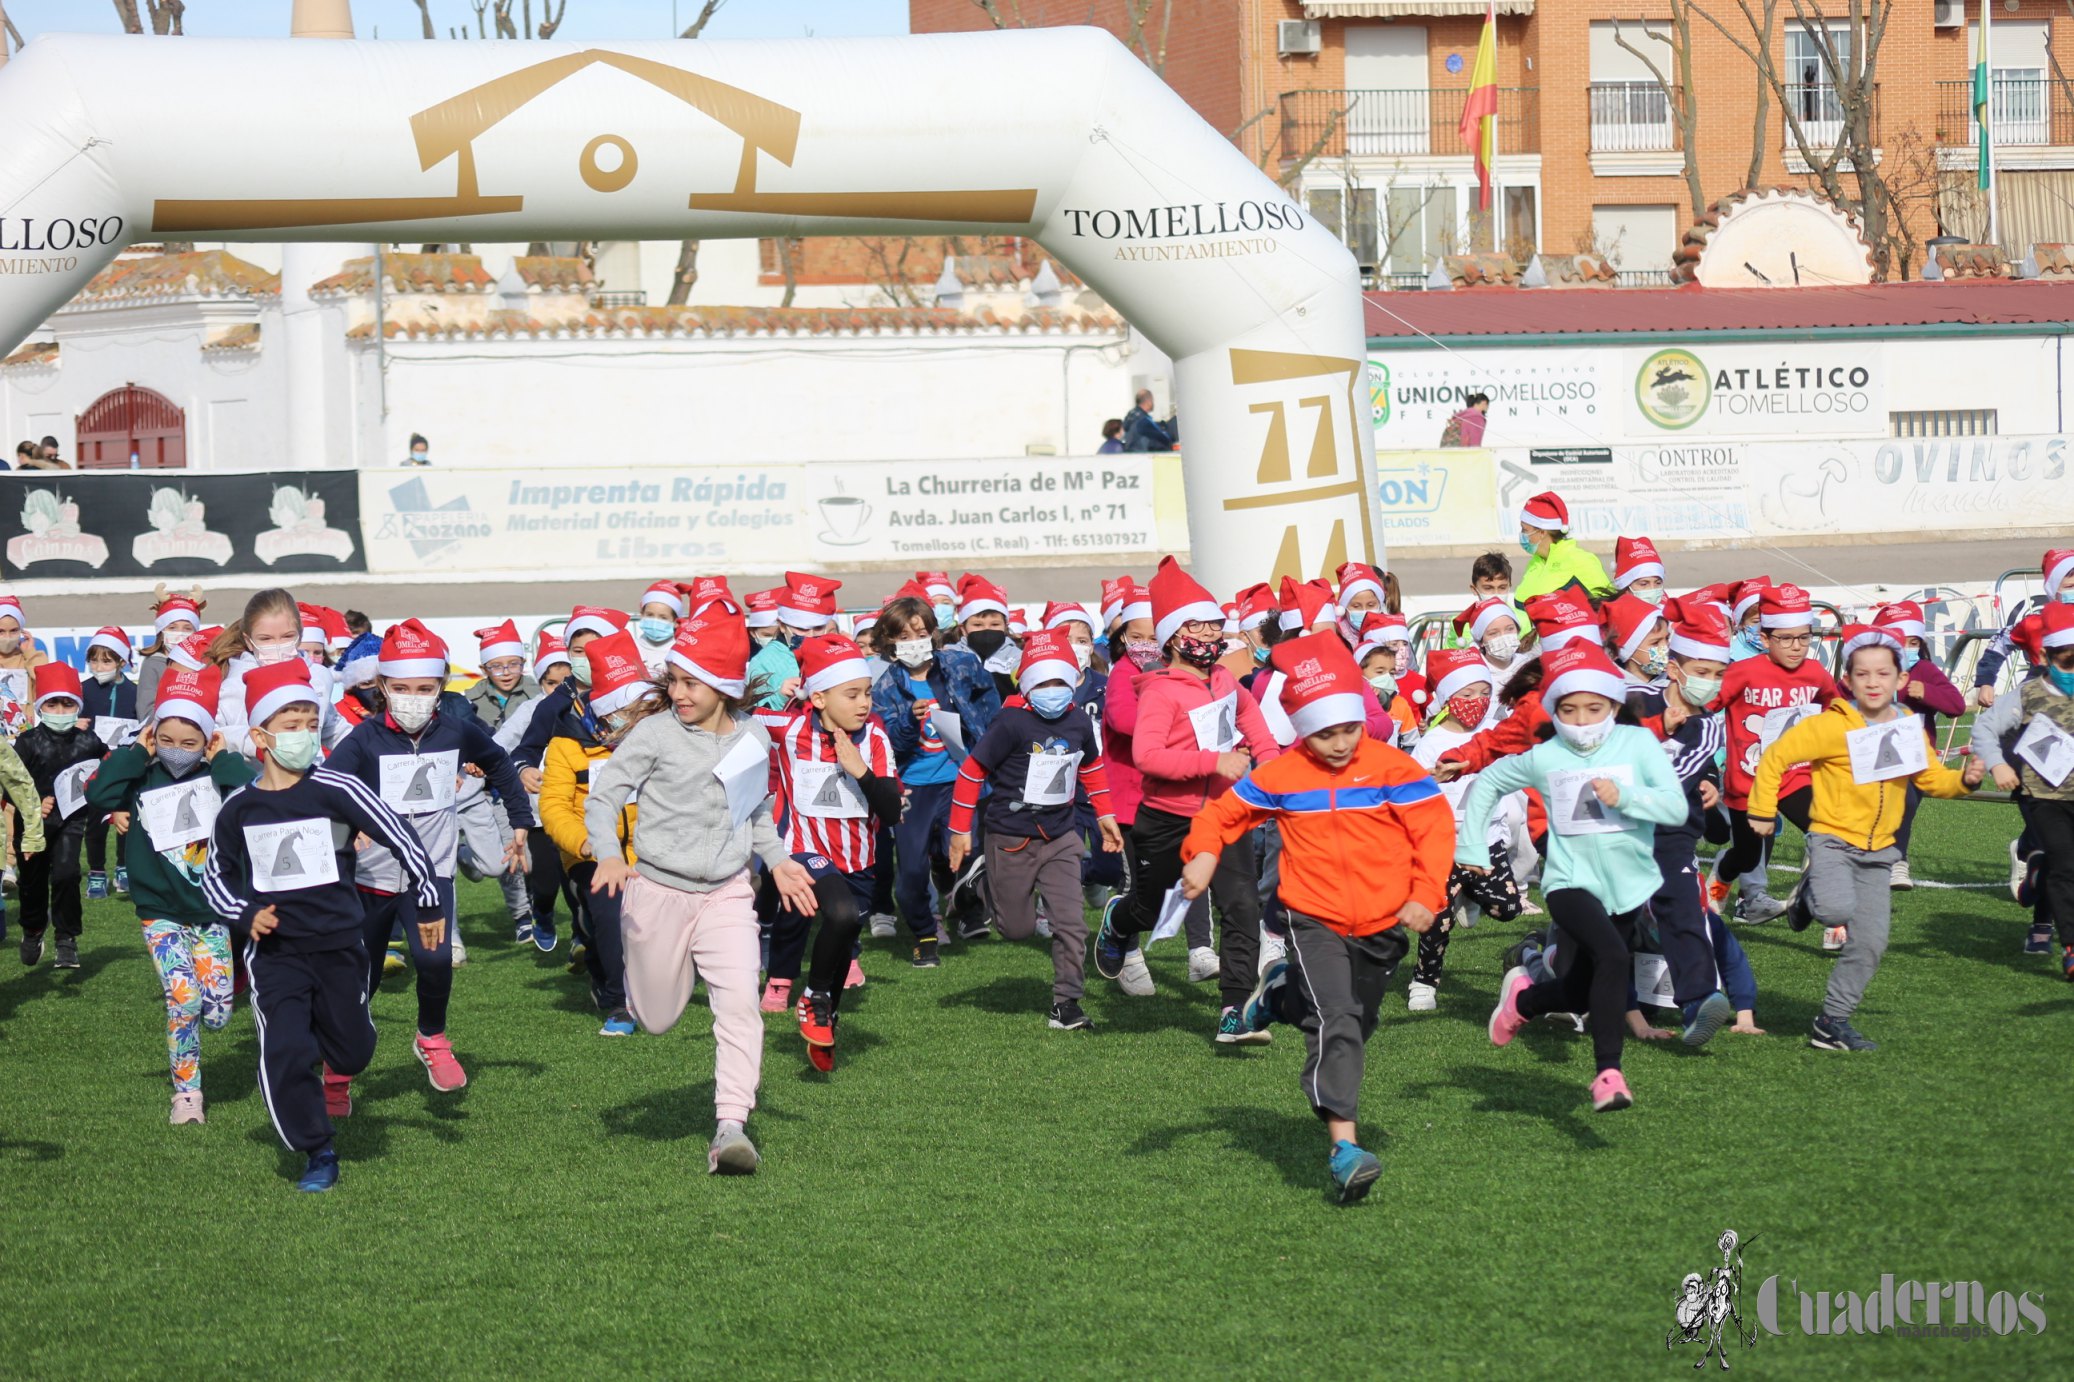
[514, 918, 536, 946]
[599, 1011, 637, 1037]
[533, 917, 558, 953]
[1091, 895, 1129, 981]
[1680, 991, 1734, 1047]
[113, 867, 129, 895]
[86, 871, 108, 901]
[2024, 922, 2053, 955]
[296, 1149, 341, 1193]
[1328, 1140, 1382, 1204]
[1241, 958, 1287, 1035]
[1809, 1014, 1877, 1052]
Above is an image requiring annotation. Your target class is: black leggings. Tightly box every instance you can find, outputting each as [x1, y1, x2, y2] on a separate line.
[2024, 797, 2074, 947]
[1718, 788, 1812, 885]
[768, 867, 868, 999]
[1118, 804, 1261, 1010]
[1516, 889, 1639, 1074]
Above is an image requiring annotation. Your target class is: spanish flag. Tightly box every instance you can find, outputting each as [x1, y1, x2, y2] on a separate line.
[1973, 0, 1993, 192]
[1457, 1, 1500, 209]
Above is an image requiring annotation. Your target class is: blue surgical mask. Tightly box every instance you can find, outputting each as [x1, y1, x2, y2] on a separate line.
[637, 617, 673, 645]
[1730, 630, 1763, 661]
[933, 602, 956, 629]
[2050, 666, 2074, 695]
[1635, 586, 1666, 607]
[1026, 685, 1075, 719]
[267, 728, 322, 771]
[39, 709, 78, 732]
[2058, 590, 2074, 606]
[1251, 642, 1271, 665]
[1517, 532, 1538, 555]
[1901, 647, 1921, 671]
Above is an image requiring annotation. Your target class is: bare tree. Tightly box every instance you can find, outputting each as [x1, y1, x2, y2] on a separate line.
[969, 1, 1026, 29]
[0, 0, 20, 68]
[1612, 11, 1706, 219]
[664, 0, 728, 304]
[113, 0, 185, 33]
[1121, 0, 1171, 77]
[412, 0, 436, 38]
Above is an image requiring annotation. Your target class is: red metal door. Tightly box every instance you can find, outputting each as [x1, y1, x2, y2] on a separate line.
[76, 384, 186, 469]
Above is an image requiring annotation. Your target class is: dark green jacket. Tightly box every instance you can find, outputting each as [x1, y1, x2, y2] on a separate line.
[84, 743, 256, 928]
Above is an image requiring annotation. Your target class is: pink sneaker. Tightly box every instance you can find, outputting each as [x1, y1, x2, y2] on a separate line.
[413, 1033, 468, 1092]
[322, 1067, 354, 1117]
[844, 959, 866, 990]
[759, 978, 793, 1013]
[1590, 1068, 1633, 1112]
[1488, 965, 1533, 1047]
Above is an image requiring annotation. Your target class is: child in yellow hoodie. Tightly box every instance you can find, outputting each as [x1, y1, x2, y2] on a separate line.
[1749, 625, 1983, 1053]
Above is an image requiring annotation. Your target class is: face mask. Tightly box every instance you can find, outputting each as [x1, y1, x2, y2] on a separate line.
[1447, 693, 1490, 728]
[966, 629, 1009, 661]
[388, 692, 439, 733]
[157, 744, 203, 775]
[1367, 672, 1396, 701]
[2058, 590, 2074, 606]
[39, 709, 78, 732]
[1517, 532, 1538, 556]
[1553, 715, 1616, 755]
[567, 652, 592, 686]
[0, 634, 20, 655]
[1901, 647, 1921, 672]
[1678, 673, 1721, 709]
[782, 627, 807, 652]
[2050, 666, 2074, 695]
[1173, 634, 1222, 671]
[1026, 685, 1075, 720]
[1482, 633, 1520, 665]
[350, 685, 382, 713]
[1729, 630, 1763, 661]
[1635, 586, 1666, 607]
[93, 666, 124, 685]
[1073, 642, 1094, 671]
[410, 451, 428, 464]
[1125, 640, 1163, 671]
[1251, 642, 1271, 665]
[266, 728, 322, 771]
[637, 617, 673, 646]
[1637, 645, 1669, 680]
[249, 640, 299, 665]
[933, 602, 956, 629]
[878, 637, 926, 670]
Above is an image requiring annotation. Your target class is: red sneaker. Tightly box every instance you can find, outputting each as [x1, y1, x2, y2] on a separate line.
[1707, 878, 1731, 911]
[759, 978, 792, 1014]
[413, 1033, 468, 1092]
[322, 1066, 353, 1118]
[799, 990, 836, 1072]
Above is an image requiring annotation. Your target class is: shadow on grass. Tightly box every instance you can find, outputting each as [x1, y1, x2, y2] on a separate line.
[1902, 909, 2043, 974]
[1404, 1064, 1614, 1150]
[0, 1134, 63, 1162]
[937, 975, 1052, 1016]
[1126, 1104, 1325, 1193]
[599, 1084, 802, 1143]
[0, 938, 131, 1027]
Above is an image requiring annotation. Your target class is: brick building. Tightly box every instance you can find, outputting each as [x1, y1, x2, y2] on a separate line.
[911, 0, 2074, 284]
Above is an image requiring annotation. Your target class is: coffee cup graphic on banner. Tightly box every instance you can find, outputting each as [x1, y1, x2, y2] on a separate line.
[817, 494, 873, 546]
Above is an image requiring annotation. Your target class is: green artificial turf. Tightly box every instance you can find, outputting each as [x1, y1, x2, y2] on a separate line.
[2, 798, 2068, 1379]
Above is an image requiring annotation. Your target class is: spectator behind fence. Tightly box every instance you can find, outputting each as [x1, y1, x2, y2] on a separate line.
[1097, 419, 1125, 454]
[1439, 392, 1490, 448]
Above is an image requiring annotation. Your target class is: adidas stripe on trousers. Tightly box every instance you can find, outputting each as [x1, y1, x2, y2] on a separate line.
[247, 941, 377, 1154]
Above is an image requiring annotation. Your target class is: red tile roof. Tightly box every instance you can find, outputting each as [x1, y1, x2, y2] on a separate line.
[1, 341, 58, 369]
[202, 323, 261, 353]
[346, 304, 1126, 341]
[310, 252, 496, 297]
[75, 250, 279, 304]
[1363, 279, 2074, 341]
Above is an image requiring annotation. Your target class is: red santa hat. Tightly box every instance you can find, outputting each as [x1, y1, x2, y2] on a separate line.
[2045, 548, 2074, 599]
[1042, 601, 1095, 634]
[242, 657, 320, 727]
[2013, 602, 2074, 658]
[1148, 555, 1224, 647]
[1270, 631, 1369, 738]
[566, 605, 630, 642]
[87, 625, 133, 664]
[1600, 592, 1665, 665]
[668, 613, 750, 698]
[1232, 583, 1276, 633]
[799, 632, 872, 696]
[1837, 623, 1904, 669]
[917, 571, 956, 604]
[745, 589, 782, 630]
[1334, 560, 1389, 611]
[1731, 577, 1772, 624]
[890, 579, 934, 607]
[533, 630, 572, 680]
[954, 573, 1009, 624]
[778, 571, 842, 630]
[686, 575, 735, 619]
[1519, 490, 1570, 531]
[1612, 535, 1665, 589]
[475, 620, 527, 666]
[153, 594, 203, 635]
[640, 579, 690, 619]
[170, 627, 221, 672]
[320, 607, 352, 652]
[1017, 628, 1079, 690]
[297, 602, 330, 646]
[1117, 581, 1152, 627]
[1008, 607, 1030, 638]
[152, 663, 221, 736]
[1453, 597, 1520, 646]
[1276, 576, 1337, 633]
[1525, 592, 1605, 651]
[0, 592, 23, 628]
[1099, 576, 1132, 627]
[582, 630, 653, 718]
[1759, 583, 1814, 630]
[1678, 583, 1735, 620]
[32, 660, 83, 710]
[1668, 602, 1734, 662]
[1425, 646, 1494, 708]
[1350, 609, 1410, 655]
[1872, 600, 1927, 644]
[1541, 641, 1627, 709]
[377, 618, 448, 679]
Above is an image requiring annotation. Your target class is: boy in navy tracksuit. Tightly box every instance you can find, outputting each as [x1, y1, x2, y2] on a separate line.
[81, 626, 142, 899]
[323, 620, 531, 1099]
[205, 658, 439, 1192]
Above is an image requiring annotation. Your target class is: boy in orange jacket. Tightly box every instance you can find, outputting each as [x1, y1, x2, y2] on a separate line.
[1180, 632, 1453, 1203]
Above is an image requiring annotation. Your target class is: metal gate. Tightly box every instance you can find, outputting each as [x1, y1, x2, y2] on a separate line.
[75, 384, 187, 469]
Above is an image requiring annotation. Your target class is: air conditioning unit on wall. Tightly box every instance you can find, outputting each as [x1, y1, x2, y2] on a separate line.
[1932, 0, 1963, 29]
[1278, 19, 1322, 56]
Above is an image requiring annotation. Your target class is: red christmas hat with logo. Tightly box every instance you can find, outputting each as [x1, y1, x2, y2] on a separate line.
[799, 632, 871, 695]
[1541, 641, 1627, 709]
[1453, 596, 1521, 645]
[1759, 583, 1814, 631]
[954, 573, 1009, 624]
[171, 627, 222, 672]
[1731, 577, 1773, 625]
[640, 579, 689, 619]
[779, 571, 842, 630]
[1335, 561, 1388, 611]
[320, 607, 352, 652]
[32, 660, 83, 710]
[153, 662, 222, 736]
[1270, 631, 1368, 738]
[1668, 601, 1734, 662]
[377, 618, 448, 679]
[1232, 583, 1276, 632]
[1520, 491, 1570, 531]
[1042, 601, 1095, 633]
[242, 657, 319, 727]
[296, 602, 331, 646]
[1018, 628, 1079, 690]
[669, 613, 750, 697]
[153, 593, 203, 635]
[1837, 623, 1904, 669]
[686, 575, 736, 619]
[1424, 645, 1494, 708]
[1149, 555, 1223, 647]
[2044, 548, 2074, 599]
[890, 579, 934, 607]
[1099, 576, 1132, 627]
[1348, 608, 1410, 657]
[2011, 602, 2074, 660]
[533, 629, 571, 680]
[1601, 591, 1666, 665]
[1613, 535, 1665, 589]
[917, 571, 955, 604]
[566, 605, 630, 642]
[1872, 600, 1927, 644]
[1276, 576, 1337, 633]
[583, 630, 652, 718]
[1117, 580, 1152, 627]
[745, 589, 782, 630]
[87, 625, 133, 664]
[475, 620, 526, 666]
[1525, 591, 1605, 651]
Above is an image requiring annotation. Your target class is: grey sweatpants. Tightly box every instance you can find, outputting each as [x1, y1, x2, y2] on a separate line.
[1282, 911, 1410, 1124]
[987, 831, 1089, 1004]
[1803, 833, 1900, 1021]
[457, 792, 534, 926]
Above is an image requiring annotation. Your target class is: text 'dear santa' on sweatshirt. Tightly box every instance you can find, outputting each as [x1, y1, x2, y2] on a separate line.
[1717, 654, 1837, 810]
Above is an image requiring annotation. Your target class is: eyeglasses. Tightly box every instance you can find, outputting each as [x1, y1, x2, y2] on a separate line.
[1767, 633, 1814, 648]
[1179, 620, 1224, 638]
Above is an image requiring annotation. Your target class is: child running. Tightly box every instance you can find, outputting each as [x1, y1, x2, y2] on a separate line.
[81, 625, 141, 900]
[15, 662, 109, 969]
[1180, 632, 1451, 1202]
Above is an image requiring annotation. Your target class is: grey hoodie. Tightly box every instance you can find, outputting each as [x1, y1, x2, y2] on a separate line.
[583, 710, 790, 893]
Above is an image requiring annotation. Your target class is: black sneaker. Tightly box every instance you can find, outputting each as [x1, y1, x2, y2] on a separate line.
[1809, 1014, 1877, 1052]
[1048, 999, 1093, 1031]
[911, 937, 940, 969]
[1785, 878, 1814, 933]
[19, 931, 44, 967]
[956, 915, 992, 942]
[52, 939, 80, 970]
[1501, 929, 1545, 975]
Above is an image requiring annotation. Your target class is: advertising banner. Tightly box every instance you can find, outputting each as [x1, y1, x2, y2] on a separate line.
[0, 471, 363, 580]
[1369, 354, 1609, 451]
[798, 457, 1160, 566]
[1373, 449, 1503, 547]
[1625, 342, 1885, 440]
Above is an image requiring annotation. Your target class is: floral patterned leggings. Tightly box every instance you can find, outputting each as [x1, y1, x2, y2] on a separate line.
[1414, 856, 1526, 987]
[142, 919, 234, 1095]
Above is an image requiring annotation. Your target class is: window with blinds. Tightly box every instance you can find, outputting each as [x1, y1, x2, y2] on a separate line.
[1890, 409, 1998, 437]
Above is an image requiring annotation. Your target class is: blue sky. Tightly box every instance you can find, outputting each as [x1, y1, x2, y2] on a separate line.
[6, 1, 912, 42]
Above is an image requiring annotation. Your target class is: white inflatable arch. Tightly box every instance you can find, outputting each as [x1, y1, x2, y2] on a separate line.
[0, 28, 1379, 591]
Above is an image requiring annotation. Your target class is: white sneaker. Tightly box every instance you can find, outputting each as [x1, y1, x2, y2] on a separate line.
[1822, 926, 1848, 951]
[1890, 859, 1913, 891]
[1034, 911, 1053, 939]
[2009, 839, 2028, 902]
[1518, 897, 1544, 918]
[1187, 946, 1220, 983]
[450, 930, 469, 966]
[867, 912, 897, 940]
[1118, 949, 1156, 997]
[1258, 928, 1287, 976]
[1406, 979, 1437, 1012]
[169, 1091, 205, 1125]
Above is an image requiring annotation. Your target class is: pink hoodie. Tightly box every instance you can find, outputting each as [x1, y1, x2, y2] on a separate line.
[1102, 667, 1147, 826]
[1128, 664, 1282, 818]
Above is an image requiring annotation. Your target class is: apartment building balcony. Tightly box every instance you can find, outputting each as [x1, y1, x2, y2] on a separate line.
[1278, 86, 1540, 163]
[1938, 78, 2074, 157]
[1588, 81, 1682, 177]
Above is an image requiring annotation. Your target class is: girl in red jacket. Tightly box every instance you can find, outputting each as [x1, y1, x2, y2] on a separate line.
[1092, 558, 1280, 1039]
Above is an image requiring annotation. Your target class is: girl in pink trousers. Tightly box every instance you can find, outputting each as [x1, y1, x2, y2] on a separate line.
[584, 616, 818, 1175]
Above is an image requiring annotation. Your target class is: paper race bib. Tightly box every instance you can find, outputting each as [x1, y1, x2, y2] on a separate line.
[93, 716, 140, 748]
[1257, 672, 1297, 747]
[1188, 693, 1239, 753]
[712, 732, 770, 831]
[792, 758, 868, 819]
[1758, 702, 1823, 753]
[53, 759, 98, 820]
[0, 668, 27, 707]
[1845, 714, 1926, 785]
[137, 777, 223, 852]
[243, 818, 341, 892]
[932, 709, 967, 757]
[378, 750, 459, 815]
[1021, 749, 1082, 807]
[2014, 714, 2074, 788]
[1546, 763, 1636, 837]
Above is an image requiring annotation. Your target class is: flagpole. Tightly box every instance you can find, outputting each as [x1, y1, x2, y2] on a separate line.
[1984, 0, 1999, 249]
[1490, 0, 1503, 256]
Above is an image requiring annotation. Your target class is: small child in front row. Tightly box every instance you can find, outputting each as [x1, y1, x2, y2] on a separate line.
[1748, 625, 1983, 1052]
[1180, 633, 1452, 1204]
[947, 629, 1124, 1032]
[1465, 643, 1691, 1113]
[82, 626, 141, 900]
[14, 663, 109, 970]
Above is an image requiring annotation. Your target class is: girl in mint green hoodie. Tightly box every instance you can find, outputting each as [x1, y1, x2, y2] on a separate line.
[1457, 643, 1687, 1112]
